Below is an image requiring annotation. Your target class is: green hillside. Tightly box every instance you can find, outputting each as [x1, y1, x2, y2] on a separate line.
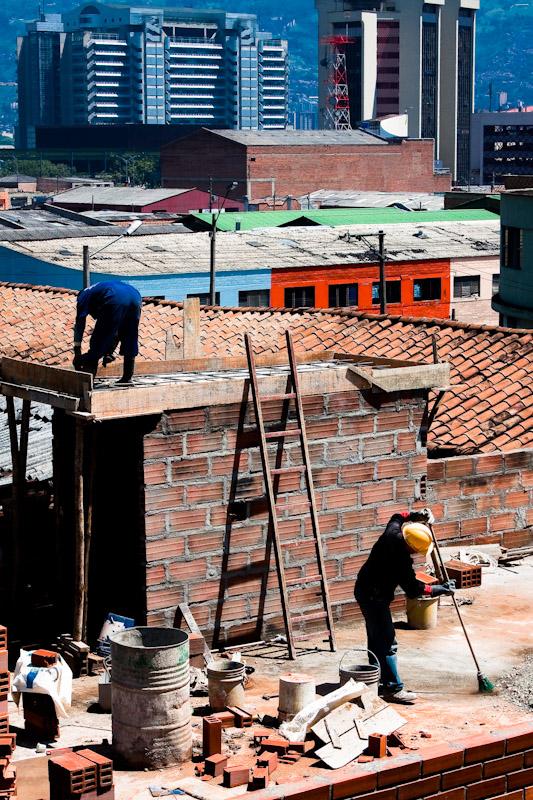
[0, 0, 531, 132]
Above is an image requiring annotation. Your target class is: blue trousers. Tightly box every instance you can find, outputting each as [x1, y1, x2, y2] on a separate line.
[356, 598, 403, 692]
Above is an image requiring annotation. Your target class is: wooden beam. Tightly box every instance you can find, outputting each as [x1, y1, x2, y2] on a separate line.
[183, 297, 203, 359]
[0, 359, 92, 409]
[6, 397, 20, 605]
[82, 426, 96, 640]
[89, 366, 368, 419]
[73, 420, 85, 642]
[19, 400, 31, 480]
[1, 382, 80, 411]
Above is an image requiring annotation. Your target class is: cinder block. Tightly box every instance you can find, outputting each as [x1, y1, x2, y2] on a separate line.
[203, 716, 222, 758]
[223, 765, 250, 788]
[465, 776, 505, 800]
[250, 766, 269, 790]
[31, 650, 58, 668]
[368, 733, 387, 759]
[76, 749, 113, 789]
[204, 754, 228, 777]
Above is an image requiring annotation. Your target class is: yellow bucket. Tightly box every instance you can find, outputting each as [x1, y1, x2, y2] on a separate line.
[406, 597, 439, 630]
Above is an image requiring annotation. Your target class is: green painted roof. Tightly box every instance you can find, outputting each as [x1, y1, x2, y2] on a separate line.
[187, 208, 499, 232]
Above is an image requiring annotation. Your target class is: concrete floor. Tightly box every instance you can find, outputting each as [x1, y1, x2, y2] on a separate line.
[12, 558, 533, 800]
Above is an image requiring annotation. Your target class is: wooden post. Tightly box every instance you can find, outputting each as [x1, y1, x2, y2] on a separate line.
[6, 397, 20, 605]
[82, 427, 96, 639]
[183, 297, 203, 359]
[73, 420, 86, 642]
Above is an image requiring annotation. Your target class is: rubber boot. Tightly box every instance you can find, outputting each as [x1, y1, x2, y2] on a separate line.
[117, 355, 135, 385]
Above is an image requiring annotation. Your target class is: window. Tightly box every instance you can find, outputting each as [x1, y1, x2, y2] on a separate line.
[454, 275, 480, 298]
[492, 274, 500, 295]
[328, 283, 358, 307]
[502, 226, 523, 269]
[372, 281, 401, 304]
[238, 289, 270, 307]
[413, 278, 441, 301]
[284, 286, 315, 308]
[187, 292, 220, 305]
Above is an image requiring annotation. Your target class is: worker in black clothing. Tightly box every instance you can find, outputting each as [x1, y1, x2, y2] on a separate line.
[73, 280, 142, 385]
[355, 509, 455, 705]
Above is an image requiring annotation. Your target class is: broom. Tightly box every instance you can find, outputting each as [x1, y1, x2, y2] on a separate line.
[428, 523, 495, 694]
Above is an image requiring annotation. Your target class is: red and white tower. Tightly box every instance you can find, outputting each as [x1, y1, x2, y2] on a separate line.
[321, 35, 353, 130]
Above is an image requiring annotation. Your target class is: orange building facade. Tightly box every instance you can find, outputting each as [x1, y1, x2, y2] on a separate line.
[270, 259, 451, 319]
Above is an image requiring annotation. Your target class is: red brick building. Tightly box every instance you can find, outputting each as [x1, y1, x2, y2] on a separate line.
[160, 129, 452, 204]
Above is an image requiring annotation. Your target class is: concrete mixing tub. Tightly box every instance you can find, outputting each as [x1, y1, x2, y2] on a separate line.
[110, 627, 192, 769]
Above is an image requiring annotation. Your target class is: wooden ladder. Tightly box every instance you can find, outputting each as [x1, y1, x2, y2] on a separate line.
[244, 330, 337, 660]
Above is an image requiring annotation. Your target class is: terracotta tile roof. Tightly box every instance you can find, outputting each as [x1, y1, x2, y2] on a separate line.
[0, 281, 531, 456]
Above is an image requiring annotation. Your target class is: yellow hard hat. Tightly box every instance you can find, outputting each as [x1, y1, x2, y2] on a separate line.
[402, 522, 434, 556]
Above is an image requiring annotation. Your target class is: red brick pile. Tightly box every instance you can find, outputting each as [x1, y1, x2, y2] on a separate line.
[48, 749, 114, 800]
[0, 624, 16, 799]
[243, 721, 533, 800]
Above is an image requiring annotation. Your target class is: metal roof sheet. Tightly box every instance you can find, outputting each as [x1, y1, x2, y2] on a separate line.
[0, 397, 53, 486]
[0, 218, 500, 276]
[188, 208, 499, 232]
[52, 186, 193, 205]
[206, 129, 386, 146]
[299, 190, 446, 212]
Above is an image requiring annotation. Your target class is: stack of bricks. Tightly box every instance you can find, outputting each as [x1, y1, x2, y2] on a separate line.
[142, 390, 428, 639]
[23, 651, 60, 742]
[0, 625, 16, 800]
[48, 750, 114, 800]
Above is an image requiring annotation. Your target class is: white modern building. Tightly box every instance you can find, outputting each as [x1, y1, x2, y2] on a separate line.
[16, 3, 289, 147]
[315, 0, 479, 182]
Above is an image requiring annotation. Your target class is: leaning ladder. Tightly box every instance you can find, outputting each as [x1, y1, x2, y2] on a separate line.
[244, 330, 337, 660]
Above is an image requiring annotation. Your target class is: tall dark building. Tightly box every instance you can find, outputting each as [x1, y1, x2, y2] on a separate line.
[315, 0, 480, 182]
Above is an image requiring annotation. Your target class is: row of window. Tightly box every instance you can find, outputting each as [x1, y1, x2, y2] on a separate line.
[187, 280, 442, 309]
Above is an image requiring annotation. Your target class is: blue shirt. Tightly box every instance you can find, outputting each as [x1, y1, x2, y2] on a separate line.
[73, 281, 141, 345]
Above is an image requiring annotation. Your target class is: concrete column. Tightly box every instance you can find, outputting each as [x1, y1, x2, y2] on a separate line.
[361, 12, 377, 121]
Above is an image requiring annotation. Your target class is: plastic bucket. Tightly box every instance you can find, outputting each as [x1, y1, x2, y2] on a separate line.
[207, 660, 246, 711]
[406, 597, 439, 629]
[339, 649, 380, 695]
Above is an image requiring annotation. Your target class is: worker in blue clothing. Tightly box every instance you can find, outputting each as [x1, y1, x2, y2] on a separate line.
[355, 508, 455, 705]
[73, 280, 142, 384]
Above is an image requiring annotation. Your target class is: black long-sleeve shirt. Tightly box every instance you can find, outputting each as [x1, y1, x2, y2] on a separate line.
[355, 513, 426, 604]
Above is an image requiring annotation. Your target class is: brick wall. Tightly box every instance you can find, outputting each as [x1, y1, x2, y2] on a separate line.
[142, 390, 428, 642]
[246, 721, 533, 800]
[427, 450, 533, 550]
[160, 130, 451, 198]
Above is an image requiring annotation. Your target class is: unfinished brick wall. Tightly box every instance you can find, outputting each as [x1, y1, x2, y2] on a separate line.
[247, 721, 533, 800]
[142, 389, 428, 643]
[427, 450, 533, 550]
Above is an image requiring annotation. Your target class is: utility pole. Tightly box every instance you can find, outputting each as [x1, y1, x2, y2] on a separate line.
[378, 230, 386, 315]
[83, 245, 90, 289]
[209, 214, 217, 305]
[209, 181, 238, 306]
[209, 176, 213, 213]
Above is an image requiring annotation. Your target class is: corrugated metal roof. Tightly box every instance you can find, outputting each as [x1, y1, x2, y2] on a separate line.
[0, 397, 53, 486]
[207, 129, 385, 146]
[0, 218, 500, 276]
[52, 186, 192, 206]
[299, 190, 445, 212]
[188, 208, 499, 232]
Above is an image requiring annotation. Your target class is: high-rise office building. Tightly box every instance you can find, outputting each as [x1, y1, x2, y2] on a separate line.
[315, 0, 479, 182]
[16, 3, 289, 148]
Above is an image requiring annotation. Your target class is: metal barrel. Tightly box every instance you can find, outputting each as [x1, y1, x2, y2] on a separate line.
[111, 627, 192, 769]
